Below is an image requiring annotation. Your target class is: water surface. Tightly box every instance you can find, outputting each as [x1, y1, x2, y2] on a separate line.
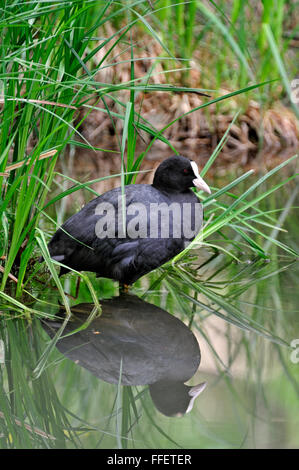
[1, 170, 298, 449]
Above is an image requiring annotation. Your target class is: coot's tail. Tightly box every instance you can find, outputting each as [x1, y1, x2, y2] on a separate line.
[38, 226, 72, 276]
[38, 254, 70, 276]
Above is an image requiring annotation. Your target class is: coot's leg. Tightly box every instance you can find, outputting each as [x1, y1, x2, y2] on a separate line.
[74, 276, 81, 299]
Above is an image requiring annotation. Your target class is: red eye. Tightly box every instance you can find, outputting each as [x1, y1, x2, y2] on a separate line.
[183, 168, 188, 174]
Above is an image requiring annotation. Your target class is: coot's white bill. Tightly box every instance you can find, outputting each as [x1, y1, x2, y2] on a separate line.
[190, 161, 211, 194]
[186, 381, 207, 413]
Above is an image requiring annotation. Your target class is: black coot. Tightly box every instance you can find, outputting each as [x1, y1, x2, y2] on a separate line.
[45, 155, 211, 284]
[42, 294, 207, 417]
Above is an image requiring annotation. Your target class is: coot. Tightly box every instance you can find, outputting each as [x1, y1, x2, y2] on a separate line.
[43, 294, 206, 416]
[45, 155, 210, 284]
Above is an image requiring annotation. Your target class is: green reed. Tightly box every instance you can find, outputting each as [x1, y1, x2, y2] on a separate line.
[0, 0, 298, 449]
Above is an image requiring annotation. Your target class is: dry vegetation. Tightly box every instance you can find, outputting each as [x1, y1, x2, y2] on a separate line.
[64, 27, 298, 193]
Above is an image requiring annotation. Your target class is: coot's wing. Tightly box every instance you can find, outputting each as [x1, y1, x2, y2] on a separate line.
[47, 187, 120, 266]
[124, 237, 183, 284]
[47, 186, 146, 276]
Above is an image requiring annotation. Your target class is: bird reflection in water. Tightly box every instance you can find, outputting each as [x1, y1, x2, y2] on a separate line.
[43, 294, 206, 417]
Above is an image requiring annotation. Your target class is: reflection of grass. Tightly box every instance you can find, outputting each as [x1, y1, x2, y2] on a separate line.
[1, 154, 298, 449]
[140, 182, 299, 448]
[32, 234, 299, 449]
[1, 200, 299, 447]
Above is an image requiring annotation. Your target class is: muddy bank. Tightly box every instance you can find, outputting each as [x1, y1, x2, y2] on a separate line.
[43, 25, 296, 203]
[65, 29, 298, 196]
[67, 90, 297, 198]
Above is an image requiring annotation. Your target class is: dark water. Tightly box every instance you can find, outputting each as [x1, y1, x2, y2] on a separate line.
[1, 172, 298, 449]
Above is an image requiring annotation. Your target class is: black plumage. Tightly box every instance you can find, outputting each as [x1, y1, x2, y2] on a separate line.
[46, 155, 210, 284]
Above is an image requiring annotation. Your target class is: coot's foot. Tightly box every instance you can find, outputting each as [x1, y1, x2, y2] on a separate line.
[119, 283, 131, 294]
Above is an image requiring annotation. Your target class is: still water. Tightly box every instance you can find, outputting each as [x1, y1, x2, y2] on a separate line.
[1, 172, 298, 449]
